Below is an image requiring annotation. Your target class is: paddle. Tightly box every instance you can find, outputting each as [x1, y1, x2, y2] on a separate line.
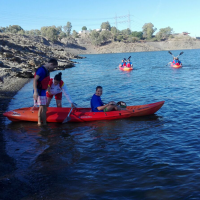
[168, 51, 175, 58]
[62, 107, 73, 123]
[167, 51, 184, 66]
[177, 51, 184, 58]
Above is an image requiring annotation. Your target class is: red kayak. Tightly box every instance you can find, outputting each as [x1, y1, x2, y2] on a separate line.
[171, 63, 182, 68]
[119, 65, 133, 71]
[3, 101, 165, 123]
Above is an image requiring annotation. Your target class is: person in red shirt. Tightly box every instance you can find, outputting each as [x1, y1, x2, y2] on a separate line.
[46, 72, 75, 108]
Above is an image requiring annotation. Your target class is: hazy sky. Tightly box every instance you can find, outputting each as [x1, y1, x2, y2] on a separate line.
[1, 0, 200, 37]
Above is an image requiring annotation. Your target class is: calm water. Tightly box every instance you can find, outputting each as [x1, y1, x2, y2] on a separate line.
[1, 49, 200, 199]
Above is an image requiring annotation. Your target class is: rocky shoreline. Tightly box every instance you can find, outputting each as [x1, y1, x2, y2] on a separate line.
[0, 33, 86, 113]
[0, 33, 86, 199]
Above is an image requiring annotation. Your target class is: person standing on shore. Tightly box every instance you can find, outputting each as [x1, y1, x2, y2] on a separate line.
[33, 58, 58, 125]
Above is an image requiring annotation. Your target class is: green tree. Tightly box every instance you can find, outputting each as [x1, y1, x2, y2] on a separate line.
[111, 26, 118, 35]
[0, 27, 7, 32]
[100, 30, 112, 43]
[40, 26, 49, 37]
[156, 26, 173, 41]
[131, 31, 143, 39]
[142, 23, 157, 39]
[127, 36, 139, 43]
[59, 31, 67, 39]
[121, 28, 131, 35]
[17, 30, 25, 35]
[54, 26, 62, 35]
[101, 21, 111, 31]
[40, 26, 58, 41]
[46, 26, 58, 41]
[82, 26, 87, 31]
[116, 35, 123, 42]
[7, 25, 24, 34]
[27, 29, 41, 36]
[72, 30, 79, 38]
[90, 30, 101, 46]
[63, 22, 72, 36]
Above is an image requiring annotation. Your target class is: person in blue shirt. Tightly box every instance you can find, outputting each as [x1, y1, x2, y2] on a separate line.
[126, 59, 133, 68]
[176, 58, 182, 65]
[91, 86, 121, 112]
[172, 57, 182, 65]
[119, 59, 126, 67]
[33, 58, 58, 125]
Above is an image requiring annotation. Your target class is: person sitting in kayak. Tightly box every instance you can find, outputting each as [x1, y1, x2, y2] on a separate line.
[46, 72, 75, 108]
[126, 59, 133, 68]
[176, 58, 182, 65]
[172, 57, 182, 65]
[119, 59, 126, 67]
[91, 86, 121, 112]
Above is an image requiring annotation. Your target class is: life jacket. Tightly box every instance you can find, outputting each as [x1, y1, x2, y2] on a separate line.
[123, 62, 127, 67]
[34, 66, 50, 90]
[127, 62, 131, 68]
[48, 78, 64, 88]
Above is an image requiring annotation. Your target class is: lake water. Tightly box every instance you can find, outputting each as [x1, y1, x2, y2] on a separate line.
[1, 49, 200, 199]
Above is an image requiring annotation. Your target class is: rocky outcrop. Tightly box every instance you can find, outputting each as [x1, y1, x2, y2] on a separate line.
[0, 33, 85, 80]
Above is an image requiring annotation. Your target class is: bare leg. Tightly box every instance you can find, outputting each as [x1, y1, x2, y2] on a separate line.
[106, 105, 118, 111]
[38, 106, 42, 125]
[42, 105, 47, 125]
[38, 105, 47, 125]
[46, 97, 52, 107]
[56, 100, 62, 107]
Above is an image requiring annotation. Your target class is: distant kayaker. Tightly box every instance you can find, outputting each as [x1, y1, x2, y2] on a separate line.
[91, 86, 121, 112]
[33, 58, 58, 125]
[176, 58, 182, 65]
[172, 57, 182, 65]
[126, 59, 133, 68]
[119, 59, 126, 67]
[46, 72, 75, 108]
[172, 57, 177, 64]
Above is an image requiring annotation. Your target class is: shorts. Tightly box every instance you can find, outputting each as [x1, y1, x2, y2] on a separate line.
[34, 96, 47, 106]
[46, 91, 62, 100]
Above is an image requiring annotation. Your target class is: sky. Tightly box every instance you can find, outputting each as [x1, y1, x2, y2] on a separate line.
[0, 0, 200, 37]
